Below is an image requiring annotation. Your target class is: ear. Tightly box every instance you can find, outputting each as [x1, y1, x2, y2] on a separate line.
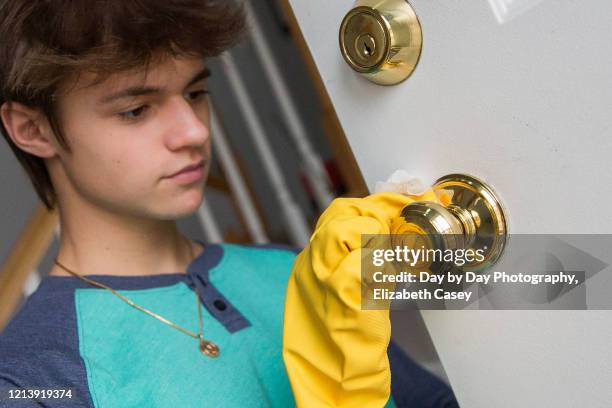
[0, 101, 59, 158]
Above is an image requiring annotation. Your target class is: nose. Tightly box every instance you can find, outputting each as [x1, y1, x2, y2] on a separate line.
[163, 96, 210, 151]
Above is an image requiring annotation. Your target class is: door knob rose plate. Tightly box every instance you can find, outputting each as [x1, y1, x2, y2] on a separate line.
[398, 174, 508, 272]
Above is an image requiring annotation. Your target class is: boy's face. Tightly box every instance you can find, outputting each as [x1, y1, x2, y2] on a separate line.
[50, 55, 211, 220]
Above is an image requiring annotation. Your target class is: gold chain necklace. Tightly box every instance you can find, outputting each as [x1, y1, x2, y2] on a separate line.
[53, 240, 220, 358]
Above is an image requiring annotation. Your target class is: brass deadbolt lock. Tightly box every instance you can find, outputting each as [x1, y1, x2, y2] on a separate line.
[339, 0, 423, 85]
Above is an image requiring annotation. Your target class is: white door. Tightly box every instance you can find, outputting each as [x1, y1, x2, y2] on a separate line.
[287, 0, 612, 406]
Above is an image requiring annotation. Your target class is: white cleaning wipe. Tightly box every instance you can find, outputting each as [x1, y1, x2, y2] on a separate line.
[374, 170, 428, 195]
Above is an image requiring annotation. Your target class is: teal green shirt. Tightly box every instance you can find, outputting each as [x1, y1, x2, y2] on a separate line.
[0, 242, 414, 407]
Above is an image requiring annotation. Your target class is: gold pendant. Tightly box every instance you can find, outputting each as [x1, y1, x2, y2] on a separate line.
[199, 338, 220, 358]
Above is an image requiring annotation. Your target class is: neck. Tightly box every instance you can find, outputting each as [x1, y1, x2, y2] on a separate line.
[48, 201, 203, 278]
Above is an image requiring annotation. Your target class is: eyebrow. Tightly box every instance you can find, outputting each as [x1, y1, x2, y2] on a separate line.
[98, 67, 211, 105]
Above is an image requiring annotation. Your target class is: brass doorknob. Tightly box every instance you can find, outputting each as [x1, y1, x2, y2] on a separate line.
[396, 174, 508, 272]
[339, 0, 423, 85]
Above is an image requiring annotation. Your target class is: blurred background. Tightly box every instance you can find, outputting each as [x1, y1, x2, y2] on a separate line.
[0, 0, 448, 383]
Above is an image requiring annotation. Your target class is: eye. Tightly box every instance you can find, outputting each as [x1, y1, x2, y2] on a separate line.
[185, 89, 210, 102]
[118, 105, 149, 121]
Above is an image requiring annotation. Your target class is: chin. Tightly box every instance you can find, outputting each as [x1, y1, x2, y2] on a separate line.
[152, 177, 207, 219]
[172, 187, 205, 217]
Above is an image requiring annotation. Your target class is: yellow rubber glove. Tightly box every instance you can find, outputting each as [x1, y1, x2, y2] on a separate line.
[282, 190, 442, 408]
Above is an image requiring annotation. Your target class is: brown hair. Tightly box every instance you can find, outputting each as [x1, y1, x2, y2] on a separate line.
[0, 0, 246, 210]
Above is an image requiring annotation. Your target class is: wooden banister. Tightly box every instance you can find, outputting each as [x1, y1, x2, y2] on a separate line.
[0, 204, 58, 331]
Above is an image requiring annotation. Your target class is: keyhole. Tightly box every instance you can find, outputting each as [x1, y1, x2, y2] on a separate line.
[356, 33, 376, 59]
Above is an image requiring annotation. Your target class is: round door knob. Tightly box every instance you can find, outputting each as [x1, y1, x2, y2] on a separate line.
[396, 174, 508, 273]
[339, 0, 423, 85]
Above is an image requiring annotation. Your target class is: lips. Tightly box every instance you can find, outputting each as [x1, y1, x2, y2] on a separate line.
[168, 160, 205, 178]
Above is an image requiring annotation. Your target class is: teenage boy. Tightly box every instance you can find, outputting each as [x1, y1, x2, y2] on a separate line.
[0, 1, 458, 407]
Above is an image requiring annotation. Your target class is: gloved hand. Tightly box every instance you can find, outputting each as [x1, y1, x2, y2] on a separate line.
[282, 190, 443, 408]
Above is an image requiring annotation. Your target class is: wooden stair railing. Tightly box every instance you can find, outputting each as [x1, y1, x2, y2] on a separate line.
[0, 204, 59, 331]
